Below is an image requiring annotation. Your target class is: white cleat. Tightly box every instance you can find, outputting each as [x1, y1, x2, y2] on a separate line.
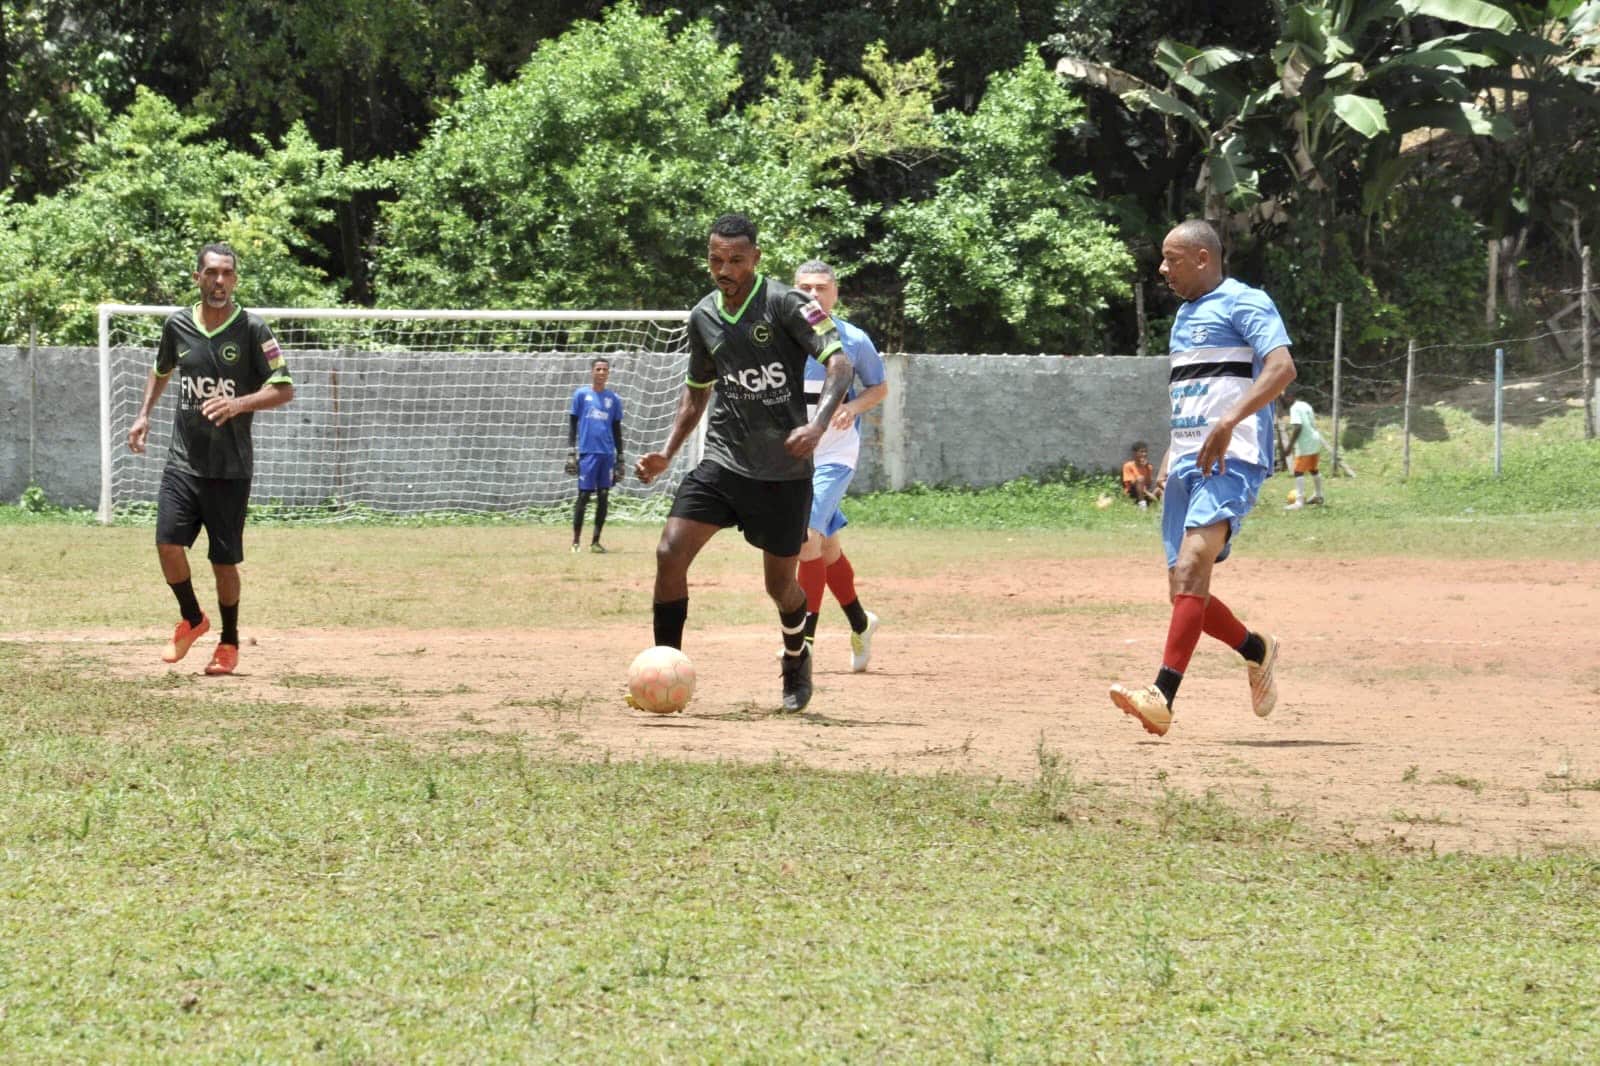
[1247, 634, 1280, 718]
[850, 612, 880, 673]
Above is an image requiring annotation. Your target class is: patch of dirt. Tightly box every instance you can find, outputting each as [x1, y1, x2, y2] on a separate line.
[11, 556, 1600, 855]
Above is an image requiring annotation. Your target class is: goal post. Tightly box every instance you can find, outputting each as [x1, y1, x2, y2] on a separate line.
[98, 303, 698, 524]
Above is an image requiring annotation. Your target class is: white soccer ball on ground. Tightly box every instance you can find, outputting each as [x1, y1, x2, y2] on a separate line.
[627, 646, 696, 714]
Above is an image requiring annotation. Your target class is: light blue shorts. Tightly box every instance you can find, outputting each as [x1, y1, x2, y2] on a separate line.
[578, 453, 615, 492]
[1161, 456, 1268, 569]
[808, 462, 855, 537]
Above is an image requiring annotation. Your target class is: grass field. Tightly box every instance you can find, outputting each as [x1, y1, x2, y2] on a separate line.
[1, 407, 1598, 1060]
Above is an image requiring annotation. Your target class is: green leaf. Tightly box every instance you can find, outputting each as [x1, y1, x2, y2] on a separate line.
[1373, 48, 1498, 73]
[1389, 102, 1514, 138]
[1122, 88, 1209, 130]
[1330, 93, 1390, 137]
[1395, 0, 1516, 33]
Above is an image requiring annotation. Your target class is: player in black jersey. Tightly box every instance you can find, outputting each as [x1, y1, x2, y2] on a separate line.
[127, 243, 295, 675]
[635, 214, 854, 712]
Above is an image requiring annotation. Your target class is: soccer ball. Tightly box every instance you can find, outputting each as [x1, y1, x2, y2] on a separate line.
[627, 646, 696, 714]
[1286, 489, 1299, 503]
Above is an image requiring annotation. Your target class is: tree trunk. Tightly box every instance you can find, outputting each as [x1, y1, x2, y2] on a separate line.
[336, 67, 369, 304]
[0, 7, 13, 192]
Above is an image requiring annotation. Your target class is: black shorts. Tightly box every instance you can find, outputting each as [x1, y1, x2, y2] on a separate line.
[156, 467, 251, 565]
[669, 460, 812, 557]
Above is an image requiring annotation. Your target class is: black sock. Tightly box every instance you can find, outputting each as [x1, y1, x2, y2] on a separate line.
[1154, 666, 1183, 707]
[592, 489, 609, 543]
[840, 597, 869, 633]
[169, 579, 203, 626]
[1236, 632, 1266, 664]
[219, 601, 239, 645]
[780, 605, 808, 656]
[572, 491, 591, 543]
[803, 611, 819, 649]
[653, 598, 688, 649]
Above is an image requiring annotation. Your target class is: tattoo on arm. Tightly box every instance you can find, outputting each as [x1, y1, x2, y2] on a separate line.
[811, 356, 853, 429]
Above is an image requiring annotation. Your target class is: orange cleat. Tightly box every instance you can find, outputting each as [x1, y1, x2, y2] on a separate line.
[161, 614, 210, 663]
[204, 643, 239, 676]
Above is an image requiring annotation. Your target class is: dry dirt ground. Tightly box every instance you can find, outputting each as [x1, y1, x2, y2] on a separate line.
[12, 556, 1599, 856]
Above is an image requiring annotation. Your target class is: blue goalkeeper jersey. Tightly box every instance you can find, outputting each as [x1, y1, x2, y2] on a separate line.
[570, 386, 622, 455]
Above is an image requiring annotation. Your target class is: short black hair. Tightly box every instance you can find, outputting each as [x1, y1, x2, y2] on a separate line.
[1131, 440, 1148, 454]
[591, 357, 611, 369]
[709, 213, 758, 245]
[196, 242, 238, 271]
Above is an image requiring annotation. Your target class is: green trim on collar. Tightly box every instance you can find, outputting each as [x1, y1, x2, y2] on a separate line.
[715, 275, 764, 325]
[192, 304, 242, 338]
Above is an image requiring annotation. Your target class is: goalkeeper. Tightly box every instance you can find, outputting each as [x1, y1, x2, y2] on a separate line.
[567, 356, 625, 553]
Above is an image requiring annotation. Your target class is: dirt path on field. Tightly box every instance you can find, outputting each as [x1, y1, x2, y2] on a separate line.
[10, 556, 1600, 855]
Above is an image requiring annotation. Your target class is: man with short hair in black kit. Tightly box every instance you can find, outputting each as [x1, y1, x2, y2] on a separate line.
[635, 214, 853, 712]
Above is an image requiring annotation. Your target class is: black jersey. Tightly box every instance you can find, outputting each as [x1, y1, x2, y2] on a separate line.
[153, 305, 292, 479]
[685, 275, 844, 482]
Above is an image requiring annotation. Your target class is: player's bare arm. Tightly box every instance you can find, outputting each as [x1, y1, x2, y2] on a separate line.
[829, 380, 888, 431]
[786, 352, 853, 458]
[127, 372, 173, 454]
[1195, 347, 1296, 475]
[201, 381, 296, 427]
[636, 385, 711, 484]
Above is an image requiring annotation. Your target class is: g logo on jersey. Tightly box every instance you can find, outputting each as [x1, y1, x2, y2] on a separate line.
[751, 323, 772, 346]
[219, 343, 241, 364]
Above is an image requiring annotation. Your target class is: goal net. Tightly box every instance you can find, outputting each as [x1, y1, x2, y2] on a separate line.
[98, 305, 696, 523]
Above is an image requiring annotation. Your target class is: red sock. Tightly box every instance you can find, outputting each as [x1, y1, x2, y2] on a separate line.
[1162, 594, 1207, 674]
[824, 553, 857, 606]
[1202, 594, 1248, 649]
[798, 557, 827, 614]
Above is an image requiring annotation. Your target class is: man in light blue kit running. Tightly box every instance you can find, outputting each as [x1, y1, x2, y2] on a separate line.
[1110, 220, 1297, 738]
[792, 260, 889, 672]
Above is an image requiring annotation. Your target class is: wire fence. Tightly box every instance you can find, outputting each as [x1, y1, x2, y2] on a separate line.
[1286, 321, 1595, 482]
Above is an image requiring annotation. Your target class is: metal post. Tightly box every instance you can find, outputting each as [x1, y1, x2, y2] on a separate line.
[1402, 338, 1415, 480]
[1330, 302, 1343, 474]
[1494, 347, 1504, 477]
[98, 306, 114, 523]
[1583, 245, 1593, 439]
[27, 323, 37, 488]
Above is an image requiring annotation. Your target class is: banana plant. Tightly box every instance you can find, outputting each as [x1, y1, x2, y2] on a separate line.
[1057, 0, 1519, 234]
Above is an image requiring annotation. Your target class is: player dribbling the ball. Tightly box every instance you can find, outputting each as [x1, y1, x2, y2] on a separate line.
[634, 214, 853, 713]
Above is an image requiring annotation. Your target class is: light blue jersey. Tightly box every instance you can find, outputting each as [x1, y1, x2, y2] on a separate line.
[802, 316, 886, 470]
[1168, 277, 1291, 471]
[570, 386, 623, 456]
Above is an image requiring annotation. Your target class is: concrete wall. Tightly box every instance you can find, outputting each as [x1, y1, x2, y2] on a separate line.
[0, 346, 102, 508]
[851, 353, 1169, 493]
[0, 346, 1170, 510]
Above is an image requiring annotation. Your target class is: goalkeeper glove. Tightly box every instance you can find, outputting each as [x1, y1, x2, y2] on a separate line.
[564, 449, 579, 476]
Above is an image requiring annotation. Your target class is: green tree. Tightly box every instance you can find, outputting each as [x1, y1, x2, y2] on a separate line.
[373, 6, 921, 311]
[878, 56, 1133, 353]
[0, 88, 358, 344]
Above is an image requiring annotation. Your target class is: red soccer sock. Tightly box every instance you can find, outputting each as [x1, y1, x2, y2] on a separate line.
[1202, 594, 1248, 649]
[798, 557, 827, 614]
[824, 553, 857, 605]
[1162, 593, 1207, 675]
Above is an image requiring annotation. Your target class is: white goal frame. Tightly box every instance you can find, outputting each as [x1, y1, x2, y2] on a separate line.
[98, 303, 701, 524]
